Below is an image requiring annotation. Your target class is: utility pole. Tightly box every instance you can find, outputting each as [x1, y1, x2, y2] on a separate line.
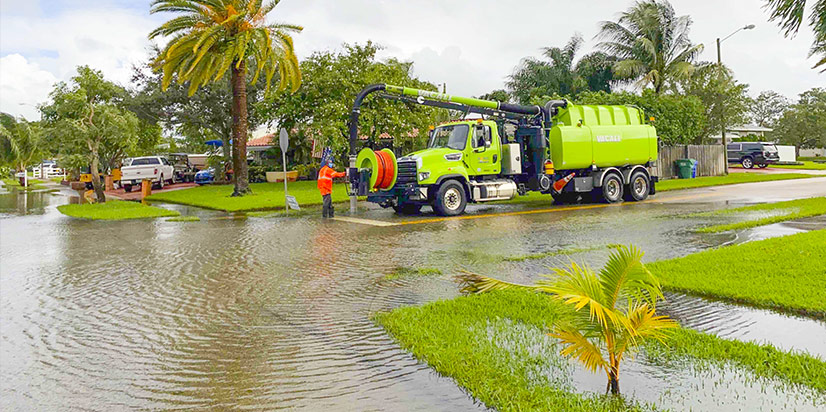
[716, 24, 755, 175]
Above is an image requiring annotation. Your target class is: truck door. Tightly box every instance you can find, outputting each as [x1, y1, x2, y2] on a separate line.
[465, 122, 501, 176]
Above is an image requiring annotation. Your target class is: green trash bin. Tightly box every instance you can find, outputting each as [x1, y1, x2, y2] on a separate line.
[675, 159, 694, 179]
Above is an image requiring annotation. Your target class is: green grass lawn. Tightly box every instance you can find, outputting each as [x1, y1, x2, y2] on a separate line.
[655, 172, 814, 191]
[770, 161, 826, 170]
[2, 177, 49, 191]
[146, 181, 350, 212]
[648, 229, 826, 317]
[58, 201, 180, 220]
[696, 197, 826, 233]
[376, 289, 826, 412]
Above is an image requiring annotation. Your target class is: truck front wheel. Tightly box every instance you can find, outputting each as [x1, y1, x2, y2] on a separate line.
[433, 180, 467, 216]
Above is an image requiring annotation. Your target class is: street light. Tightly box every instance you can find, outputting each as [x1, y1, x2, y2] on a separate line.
[717, 24, 755, 174]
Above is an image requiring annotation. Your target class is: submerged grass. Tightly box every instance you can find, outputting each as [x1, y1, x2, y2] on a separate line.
[376, 289, 826, 411]
[695, 196, 826, 233]
[2, 177, 50, 191]
[503, 244, 621, 262]
[384, 266, 442, 280]
[58, 201, 180, 220]
[166, 215, 200, 222]
[655, 172, 813, 192]
[649, 229, 826, 317]
[375, 290, 648, 411]
[146, 180, 350, 212]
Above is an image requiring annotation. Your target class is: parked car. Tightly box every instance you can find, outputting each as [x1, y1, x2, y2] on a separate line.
[168, 153, 197, 182]
[194, 167, 215, 185]
[727, 142, 780, 169]
[120, 156, 175, 192]
[32, 160, 64, 178]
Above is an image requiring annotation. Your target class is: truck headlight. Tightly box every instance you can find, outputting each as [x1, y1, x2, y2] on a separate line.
[418, 172, 430, 181]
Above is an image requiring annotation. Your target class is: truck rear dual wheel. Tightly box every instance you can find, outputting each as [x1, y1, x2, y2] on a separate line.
[432, 180, 467, 216]
[595, 174, 624, 203]
[624, 172, 650, 202]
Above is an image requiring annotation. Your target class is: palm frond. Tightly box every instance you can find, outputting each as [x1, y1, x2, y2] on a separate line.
[454, 270, 541, 295]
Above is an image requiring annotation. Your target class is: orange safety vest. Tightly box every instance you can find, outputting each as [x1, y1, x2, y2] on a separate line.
[317, 165, 346, 196]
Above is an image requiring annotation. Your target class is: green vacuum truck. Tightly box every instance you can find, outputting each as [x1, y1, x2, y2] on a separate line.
[348, 84, 658, 216]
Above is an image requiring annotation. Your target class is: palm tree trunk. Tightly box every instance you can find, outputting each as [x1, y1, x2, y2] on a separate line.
[608, 365, 620, 395]
[230, 60, 250, 196]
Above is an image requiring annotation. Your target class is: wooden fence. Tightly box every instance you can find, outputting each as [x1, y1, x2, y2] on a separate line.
[653, 145, 725, 180]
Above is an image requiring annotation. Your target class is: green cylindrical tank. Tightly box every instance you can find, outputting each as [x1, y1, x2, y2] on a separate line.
[549, 103, 657, 170]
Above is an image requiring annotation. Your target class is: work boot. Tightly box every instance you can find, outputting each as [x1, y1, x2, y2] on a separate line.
[330, 207, 335, 218]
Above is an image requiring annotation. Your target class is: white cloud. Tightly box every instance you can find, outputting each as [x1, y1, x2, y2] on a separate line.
[0, 54, 57, 120]
[0, 0, 822, 122]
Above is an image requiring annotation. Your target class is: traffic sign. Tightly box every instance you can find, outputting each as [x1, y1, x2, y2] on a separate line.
[286, 195, 300, 211]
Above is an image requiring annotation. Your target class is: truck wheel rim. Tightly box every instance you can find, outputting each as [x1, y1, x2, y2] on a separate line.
[444, 188, 461, 210]
[743, 158, 752, 168]
[606, 180, 619, 200]
[633, 177, 647, 197]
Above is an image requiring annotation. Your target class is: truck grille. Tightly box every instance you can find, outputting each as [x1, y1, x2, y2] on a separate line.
[396, 159, 417, 185]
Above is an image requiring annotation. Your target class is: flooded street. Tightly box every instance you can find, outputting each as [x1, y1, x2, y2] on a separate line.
[2, 190, 825, 410]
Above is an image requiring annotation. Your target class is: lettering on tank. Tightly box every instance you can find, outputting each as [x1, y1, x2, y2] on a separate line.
[595, 135, 622, 143]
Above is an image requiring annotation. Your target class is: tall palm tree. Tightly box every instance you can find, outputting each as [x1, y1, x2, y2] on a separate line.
[507, 34, 616, 104]
[765, 0, 826, 72]
[149, 0, 302, 196]
[456, 245, 677, 395]
[596, 0, 703, 94]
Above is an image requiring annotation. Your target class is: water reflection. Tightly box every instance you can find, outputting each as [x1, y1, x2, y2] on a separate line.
[1, 191, 823, 410]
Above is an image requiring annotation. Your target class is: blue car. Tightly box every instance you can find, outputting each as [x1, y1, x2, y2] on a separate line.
[194, 168, 215, 185]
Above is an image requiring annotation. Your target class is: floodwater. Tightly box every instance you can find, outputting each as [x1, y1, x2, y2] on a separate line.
[1, 190, 824, 410]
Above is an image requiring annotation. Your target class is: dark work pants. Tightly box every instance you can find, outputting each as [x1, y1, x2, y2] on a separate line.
[322, 194, 334, 218]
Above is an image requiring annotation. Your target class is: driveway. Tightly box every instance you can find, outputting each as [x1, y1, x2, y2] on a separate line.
[105, 182, 198, 201]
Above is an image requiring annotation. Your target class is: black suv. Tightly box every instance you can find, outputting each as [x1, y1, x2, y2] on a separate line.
[727, 142, 780, 169]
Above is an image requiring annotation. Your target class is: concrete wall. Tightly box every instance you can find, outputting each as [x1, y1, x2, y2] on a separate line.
[776, 145, 797, 162]
[800, 148, 826, 158]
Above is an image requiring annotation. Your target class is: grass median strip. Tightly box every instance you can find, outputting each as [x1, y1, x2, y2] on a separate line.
[376, 289, 826, 411]
[146, 180, 350, 212]
[58, 201, 180, 220]
[648, 229, 826, 317]
[655, 172, 814, 192]
[770, 161, 826, 170]
[696, 196, 826, 233]
[166, 215, 200, 222]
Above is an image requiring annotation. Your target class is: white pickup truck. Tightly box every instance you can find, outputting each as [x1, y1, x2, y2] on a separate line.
[120, 156, 175, 192]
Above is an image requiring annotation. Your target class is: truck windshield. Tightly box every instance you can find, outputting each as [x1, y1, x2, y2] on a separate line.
[429, 124, 469, 150]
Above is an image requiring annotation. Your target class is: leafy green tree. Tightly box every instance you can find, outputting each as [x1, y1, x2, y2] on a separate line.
[749, 90, 790, 127]
[765, 0, 826, 71]
[771, 88, 826, 152]
[478, 89, 510, 103]
[457, 245, 677, 395]
[40, 66, 141, 202]
[262, 42, 439, 161]
[0, 113, 45, 184]
[675, 63, 750, 143]
[597, 0, 703, 94]
[507, 34, 616, 105]
[149, 0, 302, 196]
[566, 90, 706, 145]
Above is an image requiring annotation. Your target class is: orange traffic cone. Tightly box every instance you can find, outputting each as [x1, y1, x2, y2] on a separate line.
[552, 172, 576, 193]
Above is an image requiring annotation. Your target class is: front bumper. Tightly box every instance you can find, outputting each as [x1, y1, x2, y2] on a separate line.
[366, 183, 429, 206]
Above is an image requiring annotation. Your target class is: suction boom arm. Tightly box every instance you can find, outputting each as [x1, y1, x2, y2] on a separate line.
[348, 83, 567, 155]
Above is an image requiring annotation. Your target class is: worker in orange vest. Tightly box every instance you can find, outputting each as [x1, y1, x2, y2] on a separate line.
[318, 158, 346, 218]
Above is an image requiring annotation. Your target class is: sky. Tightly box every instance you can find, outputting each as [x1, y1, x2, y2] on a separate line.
[1, 0, 823, 121]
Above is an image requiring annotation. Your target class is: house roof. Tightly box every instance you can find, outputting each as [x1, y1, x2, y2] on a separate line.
[247, 135, 273, 147]
[728, 124, 773, 133]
